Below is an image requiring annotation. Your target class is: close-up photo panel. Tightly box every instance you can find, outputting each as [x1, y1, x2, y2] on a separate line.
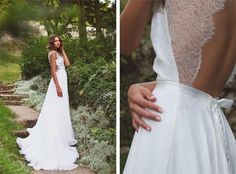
[120, 0, 236, 174]
[1, 0, 236, 174]
[0, 0, 116, 174]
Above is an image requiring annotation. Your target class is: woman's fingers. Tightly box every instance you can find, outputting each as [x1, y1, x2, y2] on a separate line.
[132, 111, 151, 132]
[57, 90, 63, 97]
[130, 103, 161, 121]
[136, 97, 163, 113]
[141, 87, 156, 102]
[132, 117, 139, 132]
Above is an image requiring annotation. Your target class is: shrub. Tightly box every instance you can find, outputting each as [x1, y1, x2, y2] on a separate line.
[67, 58, 116, 127]
[71, 106, 115, 174]
[20, 36, 50, 79]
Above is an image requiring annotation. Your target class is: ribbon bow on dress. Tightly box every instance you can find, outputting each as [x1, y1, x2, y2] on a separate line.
[210, 98, 234, 173]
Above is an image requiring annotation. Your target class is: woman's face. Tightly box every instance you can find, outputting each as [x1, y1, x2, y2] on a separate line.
[53, 37, 61, 48]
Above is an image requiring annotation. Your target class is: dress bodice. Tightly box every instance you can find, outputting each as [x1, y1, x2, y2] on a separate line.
[48, 51, 65, 70]
[151, 0, 236, 96]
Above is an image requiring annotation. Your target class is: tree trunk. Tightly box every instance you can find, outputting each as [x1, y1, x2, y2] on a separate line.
[77, 0, 87, 42]
[95, 0, 102, 39]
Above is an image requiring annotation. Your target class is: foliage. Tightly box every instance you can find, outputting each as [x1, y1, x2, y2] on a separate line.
[14, 76, 48, 111]
[20, 36, 50, 79]
[0, 0, 116, 40]
[0, 103, 32, 174]
[68, 57, 116, 126]
[71, 106, 115, 174]
[0, 0, 37, 37]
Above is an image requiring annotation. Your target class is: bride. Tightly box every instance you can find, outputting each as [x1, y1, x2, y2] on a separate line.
[16, 35, 79, 170]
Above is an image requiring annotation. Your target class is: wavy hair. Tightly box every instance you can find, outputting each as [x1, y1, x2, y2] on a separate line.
[47, 35, 63, 54]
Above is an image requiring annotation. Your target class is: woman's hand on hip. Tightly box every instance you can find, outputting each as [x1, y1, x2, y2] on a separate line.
[128, 84, 163, 132]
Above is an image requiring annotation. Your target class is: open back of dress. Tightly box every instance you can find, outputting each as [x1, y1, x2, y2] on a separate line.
[152, 0, 236, 97]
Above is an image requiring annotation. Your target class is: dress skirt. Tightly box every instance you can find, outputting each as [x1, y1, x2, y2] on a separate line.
[16, 68, 79, 170]
[123, 80, 236, 174]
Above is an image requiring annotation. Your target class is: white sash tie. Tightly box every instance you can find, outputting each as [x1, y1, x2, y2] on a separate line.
[210, 98, 234, 173]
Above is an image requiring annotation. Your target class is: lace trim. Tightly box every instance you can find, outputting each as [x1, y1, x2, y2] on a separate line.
[165, 0, 226, 85]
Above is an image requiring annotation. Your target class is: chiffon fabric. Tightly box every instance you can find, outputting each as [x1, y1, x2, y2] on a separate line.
[123, 80, 236, 174]
[16, 51, 79, 170]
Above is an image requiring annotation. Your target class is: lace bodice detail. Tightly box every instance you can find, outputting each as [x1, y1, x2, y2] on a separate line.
[48, 51, 65, 70]
[165, 0, 226, 85]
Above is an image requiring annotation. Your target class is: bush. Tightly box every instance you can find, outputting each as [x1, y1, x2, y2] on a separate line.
[20, 36, 50, 79]
[67, 57, 116, 127]
[71, 106, 115, 174]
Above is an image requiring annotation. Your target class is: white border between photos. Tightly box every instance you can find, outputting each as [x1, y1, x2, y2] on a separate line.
[116, 0, 120, 173]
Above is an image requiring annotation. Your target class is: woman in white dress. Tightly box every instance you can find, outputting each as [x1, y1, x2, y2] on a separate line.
[16, 35, 79, 170]
[121, 0, 236, 173]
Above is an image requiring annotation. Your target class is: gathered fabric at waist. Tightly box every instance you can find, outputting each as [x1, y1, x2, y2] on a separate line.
[155, 80, 234, 110]
[57, 67, 65, 70]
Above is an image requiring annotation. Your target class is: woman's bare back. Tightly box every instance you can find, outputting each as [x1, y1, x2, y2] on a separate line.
[164, 0, 236, 97]
[193, 0, 236, 97]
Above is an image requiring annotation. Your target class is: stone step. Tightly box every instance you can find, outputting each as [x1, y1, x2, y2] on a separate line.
[7, 105, 39, 125]
[0, 94, 27, 101]
[0, 90, 14, 95]
[12, 129, 29, 138]
[0, 84, 15, 91]
[14, 118, 38, 128]
[3, 100, 24, 106]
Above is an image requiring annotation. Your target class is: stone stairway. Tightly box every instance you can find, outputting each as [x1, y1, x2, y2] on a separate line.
[0, 83, 39, 138]
[0, 83, 25, 106]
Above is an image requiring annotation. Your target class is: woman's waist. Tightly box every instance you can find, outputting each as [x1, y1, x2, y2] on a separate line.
[155, 80, 214, 104]
[56, 68, 67, 75]
[154, 80, 234, 109]
[56, 67, 66, 71]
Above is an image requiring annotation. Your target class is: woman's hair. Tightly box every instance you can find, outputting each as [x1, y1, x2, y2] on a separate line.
[162, 0, 165, 6]
[47, 35, 63, 54]
[153, 0, 165, 11]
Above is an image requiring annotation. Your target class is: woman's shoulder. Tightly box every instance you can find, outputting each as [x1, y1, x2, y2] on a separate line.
[48, 50, 58, 56]
[48, 51, 59, 61]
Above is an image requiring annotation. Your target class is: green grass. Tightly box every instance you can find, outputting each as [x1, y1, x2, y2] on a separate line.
[0, 53, 21, 83]
[0, 102, 32, 174]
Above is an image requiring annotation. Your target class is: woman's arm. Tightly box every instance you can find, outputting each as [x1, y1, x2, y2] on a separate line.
[120, 0, 154, 55]
[62, 48, 70, 67]
[128, 81, 163, 132]
[49, 51, 63, 97]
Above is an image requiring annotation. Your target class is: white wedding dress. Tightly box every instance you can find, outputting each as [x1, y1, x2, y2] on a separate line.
[124, 0, 236, 174]
[16, 51, 79, 170]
